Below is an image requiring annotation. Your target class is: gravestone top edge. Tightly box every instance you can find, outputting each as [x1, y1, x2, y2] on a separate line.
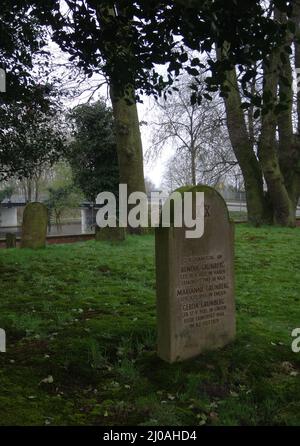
[24, 201, 48, 209]
[161, 184, 231, 224]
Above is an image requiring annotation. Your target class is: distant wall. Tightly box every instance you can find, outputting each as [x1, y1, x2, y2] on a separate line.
[219, 190, 246, 202]
[0, 207, 18, 227]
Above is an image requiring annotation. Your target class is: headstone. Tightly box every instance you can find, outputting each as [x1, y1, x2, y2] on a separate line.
[95, 226, 126, 242]
[21, 202, 48, 249]
[155, 185, 235, 363]
[6, 233, 16, 248]
[0, 328, 6, 353]
[81, 207, 96, 234]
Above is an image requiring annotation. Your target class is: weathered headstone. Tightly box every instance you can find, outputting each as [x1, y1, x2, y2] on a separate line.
[81, 207, 96, 234]
[0, 328, 6, 353]
[155, 185, 235, 363]
[95, 225, 126, 242]
[6, 233, 16, 249]
[21, 202, 48, 249]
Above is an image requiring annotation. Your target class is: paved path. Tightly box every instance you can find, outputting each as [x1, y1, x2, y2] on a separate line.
[0, 222, 87, 238]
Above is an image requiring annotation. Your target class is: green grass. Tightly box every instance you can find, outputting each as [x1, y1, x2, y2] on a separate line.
[229, 210, 248, 221]
[0, 225, 300, 426]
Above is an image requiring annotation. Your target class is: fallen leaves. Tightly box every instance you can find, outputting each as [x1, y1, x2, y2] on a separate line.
[280, 361, 299, 376]
[39, 375, 54, 385]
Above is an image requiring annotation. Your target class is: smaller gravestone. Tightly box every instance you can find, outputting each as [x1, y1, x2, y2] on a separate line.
[81, 207, 96, 234]
[0, 328, 5, 353]
[95, 226, 126, 242]
[21, 202, 48, 249]
[6, 233, 16, 249]
[155, 185, 235, 363]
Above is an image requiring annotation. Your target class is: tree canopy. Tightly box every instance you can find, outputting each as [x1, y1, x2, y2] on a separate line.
[68, 100, 119, 201]
[0, 87, 67, 181]
[30, 0, 295, 102]
[0, 1, 49, 103]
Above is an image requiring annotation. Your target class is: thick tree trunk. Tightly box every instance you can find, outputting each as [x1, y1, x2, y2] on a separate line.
[291, 2, 300, 211]
[217, 53, 268, 225]
[218, 10, 299, 226]
[259, 50, 295, 226]
[257, 7, 299, 225]
[109, 85, 146, 196]
[293, 1, 300, 133]
[278, 35, 299, 213]
[96, 3, 146, 198]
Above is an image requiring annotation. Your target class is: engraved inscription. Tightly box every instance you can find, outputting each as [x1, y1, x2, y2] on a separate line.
[176, 254, 229, 333]
[204, 204, 211, 217]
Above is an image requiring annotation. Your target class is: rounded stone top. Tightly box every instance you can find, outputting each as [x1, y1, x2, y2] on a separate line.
[24, 202, 48, 212]
[161, 184, 230, 225]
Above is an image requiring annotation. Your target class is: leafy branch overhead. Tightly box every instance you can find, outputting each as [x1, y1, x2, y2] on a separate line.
[0, 85, 67, 181]
[30, 0, 296, 105]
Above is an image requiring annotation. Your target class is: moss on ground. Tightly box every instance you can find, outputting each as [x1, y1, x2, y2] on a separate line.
[0, 225, 299, 426]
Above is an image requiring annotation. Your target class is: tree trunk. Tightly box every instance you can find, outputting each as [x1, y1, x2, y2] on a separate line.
[218, 10, 299, 226]
[259, 49, 295, 226]
[291, 2, 300, 211]
[96, 4, 146, 198]
[109, 84, 146, 196]
[278, 33, 299, 213]
[217, 49, 268, 225]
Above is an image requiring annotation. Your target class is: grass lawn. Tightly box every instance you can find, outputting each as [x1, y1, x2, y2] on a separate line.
[0, 225, 300, 426]
[229, 211, 248, 221]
